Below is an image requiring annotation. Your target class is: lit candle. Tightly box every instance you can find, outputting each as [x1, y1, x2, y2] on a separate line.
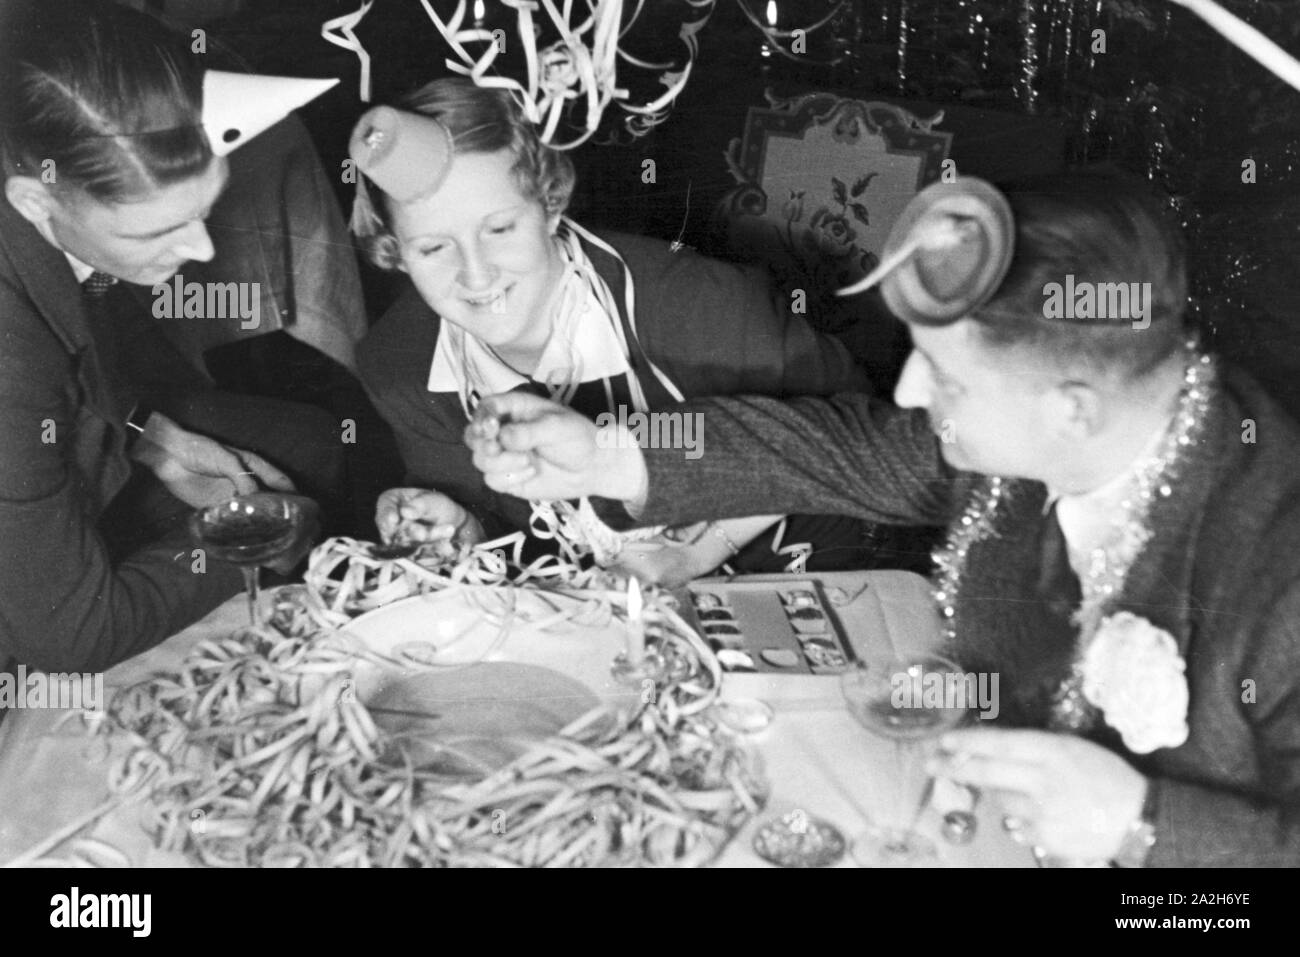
[474, 0, 486, 26]
[759, 2, 776, 62]
[626, 577, 645, 663]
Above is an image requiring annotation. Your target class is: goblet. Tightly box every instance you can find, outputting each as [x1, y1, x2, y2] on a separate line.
[839, 653, 970, 867]
[190, 493, 303, 626]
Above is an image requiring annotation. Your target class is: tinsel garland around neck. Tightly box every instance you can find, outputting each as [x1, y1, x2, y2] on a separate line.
[930, 344, 1217, 732]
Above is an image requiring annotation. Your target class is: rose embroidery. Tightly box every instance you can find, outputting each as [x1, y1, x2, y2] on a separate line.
[768, 172, 880, 331]
[797, 174, 875, 260]
[807, 209, 856, 258]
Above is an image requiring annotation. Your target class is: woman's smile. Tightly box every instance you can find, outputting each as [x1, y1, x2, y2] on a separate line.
[462, 284, 513, 309]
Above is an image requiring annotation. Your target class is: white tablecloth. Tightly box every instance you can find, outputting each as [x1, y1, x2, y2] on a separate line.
[0, 570, 1030, 868]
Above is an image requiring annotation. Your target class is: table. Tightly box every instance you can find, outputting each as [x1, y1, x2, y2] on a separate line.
[0, 570, 1031, 868]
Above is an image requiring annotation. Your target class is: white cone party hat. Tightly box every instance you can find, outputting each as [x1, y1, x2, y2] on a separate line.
[202, 71, 339, 156]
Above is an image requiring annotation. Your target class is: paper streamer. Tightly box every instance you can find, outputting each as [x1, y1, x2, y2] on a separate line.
[321, 0, 375, 102]
[1169, 0, 1300, 93]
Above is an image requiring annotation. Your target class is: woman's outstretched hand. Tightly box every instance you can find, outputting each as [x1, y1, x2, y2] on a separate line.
[375, 488, 485, 547]
[464, 392, 649, 507]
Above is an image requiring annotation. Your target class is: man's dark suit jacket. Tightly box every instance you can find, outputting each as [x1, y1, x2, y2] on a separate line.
[0, 199, 242, 675]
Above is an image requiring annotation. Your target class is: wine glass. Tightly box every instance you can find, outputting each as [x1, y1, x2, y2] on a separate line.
[839, 652, 970, 867]
[189, 493, 303, 626]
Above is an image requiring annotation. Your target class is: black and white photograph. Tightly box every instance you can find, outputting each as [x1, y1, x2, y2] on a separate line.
[0, 0, 1295, 913]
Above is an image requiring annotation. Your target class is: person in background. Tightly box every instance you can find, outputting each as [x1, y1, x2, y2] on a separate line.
[467, 172, 1300, 866]
[0, 0, 323, 675]
[353, 78, 898, 586]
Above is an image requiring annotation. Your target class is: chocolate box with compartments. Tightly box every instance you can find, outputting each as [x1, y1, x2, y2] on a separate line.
[677, 579, 857, 677]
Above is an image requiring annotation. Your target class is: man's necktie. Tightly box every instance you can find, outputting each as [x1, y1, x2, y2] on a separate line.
[81, 271, 119, 298]
[1037, 502, 1083, 619]
[80, 270, 135, 414]
[81, 271, 122, 349]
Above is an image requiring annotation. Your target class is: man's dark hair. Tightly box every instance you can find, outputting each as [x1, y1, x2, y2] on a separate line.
[0, 0, 211, 202]
[936, 170, 1189, 381]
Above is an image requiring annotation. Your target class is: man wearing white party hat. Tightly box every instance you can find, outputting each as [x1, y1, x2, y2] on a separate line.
[0, 0, 343, 678]
[469, 170, 1300, 867]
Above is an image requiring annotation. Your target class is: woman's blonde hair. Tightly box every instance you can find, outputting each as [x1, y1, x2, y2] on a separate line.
[351, 78, 576, 270]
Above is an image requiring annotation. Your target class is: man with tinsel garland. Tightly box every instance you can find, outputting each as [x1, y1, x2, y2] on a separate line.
[466, 170, 1300, 867]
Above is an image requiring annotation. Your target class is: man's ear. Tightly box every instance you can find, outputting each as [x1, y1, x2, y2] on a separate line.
[4, 175, 57, 225]
[1044, 380, 1105, 441]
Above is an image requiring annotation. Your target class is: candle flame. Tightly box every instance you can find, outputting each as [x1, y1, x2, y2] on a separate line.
[474, 0, 486, 22]
[766, 1, 777, 27]
[627, 577, 643, 621]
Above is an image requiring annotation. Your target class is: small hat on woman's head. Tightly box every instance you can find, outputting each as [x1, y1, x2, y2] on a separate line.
[347, 106, 454, 203]
[839, 176, 1015, 326]
[203, 71, 339, 156]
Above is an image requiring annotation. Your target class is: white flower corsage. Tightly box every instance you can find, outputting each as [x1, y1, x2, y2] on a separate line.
[1081, 612, 1190, 754]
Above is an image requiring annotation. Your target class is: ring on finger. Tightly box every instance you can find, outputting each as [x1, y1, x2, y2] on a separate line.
[1002, 815, 1032, 844]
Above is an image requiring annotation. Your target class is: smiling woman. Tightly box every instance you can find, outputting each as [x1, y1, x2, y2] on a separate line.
[352, 78, 893, 585]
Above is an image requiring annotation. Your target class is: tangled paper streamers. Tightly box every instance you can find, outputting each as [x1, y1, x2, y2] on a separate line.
[303, 530, 610, 627]
[323, 2, 882, 145]
[93, 583, 755, 867]
[403, 0, 716, 148]
[13, 536, 764, 868]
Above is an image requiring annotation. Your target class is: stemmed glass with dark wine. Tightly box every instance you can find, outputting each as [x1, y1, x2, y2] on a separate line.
[189, 493, 303, 627]
[839, 652, 970, 867]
